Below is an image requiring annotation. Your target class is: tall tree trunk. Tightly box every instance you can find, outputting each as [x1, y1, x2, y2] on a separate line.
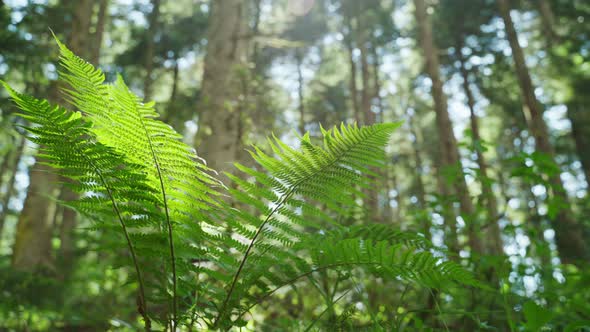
[537, 0, 558, 47]
[12, 163, 59, 271]
[195, 0, 249, 178]
[11, 0, 94, 272]
[413, 0, 482, 255]
[359, 40, 373, 125]
[0, 137, 26, 244]
[343, 8, 360, 124]
[0, 141, 13, 192]
[58, 0, 95, 275]
[371, 45, 384, 123]
[143, 0, 160, 101]
[89, 0, 109, 66]
[408, 116, 431, 240]
[567, 100, 590, 183]
[457, 47, 503, 257]
[162, 56, 179, 126]
[498, 0, 588, 264]
[295, 49, 305, 135]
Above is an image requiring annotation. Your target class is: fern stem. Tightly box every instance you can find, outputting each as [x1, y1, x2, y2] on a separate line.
[137, 111, 178, 329]
[91, 165, 151, 330]
[214, 187, 297, 327]
[303, 288, 351, 332]
[236, 261, 392, 322]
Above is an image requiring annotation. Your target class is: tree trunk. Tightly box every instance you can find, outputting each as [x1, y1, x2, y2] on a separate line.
[359, 39, 373, 125]
[413, 0, 481, 255]
[11, 0, 94, 272]
[567, 100, 590, 182]
[195, 0, 249, 178]
[162, 57, 179, 127]
[0, 142, 12, 192]
[343, 9, 360, 124]
[12, 163, 59, 271]
[371, 45, 384, 123]
[58, 0, 95, 275]
[498, 0, 588, 264]
[143, 0, 160, 101]
[295, 49, 305, 135]
[69, 0, 93, 60]
[0, 137, 26, 244]
[537, 0, 558, 47]
[89, 0, 109, 66]
[457, 48, 503, 257]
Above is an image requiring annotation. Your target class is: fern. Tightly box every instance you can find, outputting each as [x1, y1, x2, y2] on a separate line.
[0, 82, 156, 327]
[3, 39, 480, 330]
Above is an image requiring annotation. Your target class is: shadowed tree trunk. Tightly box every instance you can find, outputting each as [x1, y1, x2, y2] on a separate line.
[162, 55, 179, 126]
[12, 0, 94, 272]
[89, 0, 109, 66]
[295, 49, 305, 135]
[0, 137, 26, 244]
[457, 44, 503, 257]
[58, 0, 95, 276]
[413, 0, 482, 255]
[343, 5, 360, 124]
[498, 0, 588, 265]
[537, 0, 558, 47]
[143, 0, 160, 101]
[12, 163, 59, 271]
[195, 0, 249, 179]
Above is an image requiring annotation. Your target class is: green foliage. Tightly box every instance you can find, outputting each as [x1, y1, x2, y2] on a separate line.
[2, 40, 479, 330]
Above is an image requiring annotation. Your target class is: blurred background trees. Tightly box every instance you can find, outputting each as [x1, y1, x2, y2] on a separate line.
[0, 0, 589, 330]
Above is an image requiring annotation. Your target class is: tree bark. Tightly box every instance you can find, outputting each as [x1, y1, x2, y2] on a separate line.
[295, 49, 305, 135]
[457, 47, 503, 257]
[371, 45, 384, 123]
[567, 100, 590, 182]
[0, 137, 26, 244]
[12, 163, 59, 271]
[89, 0, 109, 66]
[413, 0, 481, 255]
[162, 56, 179, 127]
[537, 0, 558, 47]
[359, 39, 373, 125]
[143, 0, 160, 101]
[58, 0, 95, 275]
[11, 0, 94, 272]
[195, 0, 249, 179]
[498, 0, 588, 264]
[343, 8, 360, 124]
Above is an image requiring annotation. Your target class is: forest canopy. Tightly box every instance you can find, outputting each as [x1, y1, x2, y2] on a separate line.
[0, 0, 589, 331]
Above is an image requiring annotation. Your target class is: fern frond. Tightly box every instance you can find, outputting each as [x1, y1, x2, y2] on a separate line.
[54, 38, 223, 327]
[1, 81, 155, 328]
[211, 123, 402, 326]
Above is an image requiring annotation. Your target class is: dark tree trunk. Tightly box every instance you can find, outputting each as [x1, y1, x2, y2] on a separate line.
[457, 46, 503, 257]
[413, 0, 481, 255]
[143, 0, 160, 101]
[344, 8, 360, 124]
[89, 0, 109, 66]
[0, 137, 26, 244]
[295, 49, 305, 135]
